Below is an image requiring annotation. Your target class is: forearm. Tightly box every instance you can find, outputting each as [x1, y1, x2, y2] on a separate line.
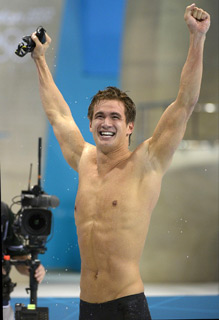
[34, 56, 72, 125]
[176, 33, 206, 114]
[15, 264, 30, 276]
[13, 255, 30, 276]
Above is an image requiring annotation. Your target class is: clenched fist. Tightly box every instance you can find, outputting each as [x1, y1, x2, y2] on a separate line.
[184, 3, 210, 35]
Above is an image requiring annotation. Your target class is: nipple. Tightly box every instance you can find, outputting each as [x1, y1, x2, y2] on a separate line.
[74, 205, 77, 211]
[112, 200, 117, 206]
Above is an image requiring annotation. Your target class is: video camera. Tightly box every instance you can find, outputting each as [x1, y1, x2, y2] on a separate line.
[12, 137, 59, 254]
[2, 137, 59, 319]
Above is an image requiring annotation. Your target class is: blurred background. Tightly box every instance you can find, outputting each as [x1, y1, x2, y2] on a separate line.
[1, 0, 218, 286]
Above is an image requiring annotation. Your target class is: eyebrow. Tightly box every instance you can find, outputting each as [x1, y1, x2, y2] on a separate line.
[111, 112, 122, 118]
[94, 111, 104, 117]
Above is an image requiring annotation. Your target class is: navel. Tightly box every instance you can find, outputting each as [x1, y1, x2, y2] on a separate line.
[112, 200, 118, 206]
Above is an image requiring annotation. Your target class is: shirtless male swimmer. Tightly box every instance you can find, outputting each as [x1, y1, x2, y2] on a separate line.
[30, 4, 210, 320]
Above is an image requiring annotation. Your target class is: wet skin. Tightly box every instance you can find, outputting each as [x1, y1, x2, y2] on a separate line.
[74, 100, 162, 303]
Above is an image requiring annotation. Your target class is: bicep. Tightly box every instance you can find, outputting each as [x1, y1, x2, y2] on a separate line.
[148, 101, 189, 173]
[52, 115, 86, 171]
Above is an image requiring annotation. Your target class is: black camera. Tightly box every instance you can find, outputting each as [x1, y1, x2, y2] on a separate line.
[2, 138, 59, 320]
[15, 26, 46, 57]
[12, 138, 59, 254]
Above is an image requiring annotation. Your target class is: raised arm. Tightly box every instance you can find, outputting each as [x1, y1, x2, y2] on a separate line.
[148, 4, 210, 173]
[31, 33, 86, 171]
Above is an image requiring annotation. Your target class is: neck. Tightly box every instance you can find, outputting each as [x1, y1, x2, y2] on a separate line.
[96, 146, 131, 175]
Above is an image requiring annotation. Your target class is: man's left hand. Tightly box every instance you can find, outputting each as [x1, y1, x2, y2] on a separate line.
[184, 3, 210, 35]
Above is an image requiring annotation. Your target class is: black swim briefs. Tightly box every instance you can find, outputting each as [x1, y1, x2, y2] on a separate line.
[79, 292, 152, 320]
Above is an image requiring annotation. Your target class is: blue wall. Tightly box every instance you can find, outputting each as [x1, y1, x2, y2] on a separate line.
[40, 0, 126, 271]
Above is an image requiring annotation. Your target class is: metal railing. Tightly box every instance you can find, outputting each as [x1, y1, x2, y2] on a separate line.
[133, 102, 219, 147]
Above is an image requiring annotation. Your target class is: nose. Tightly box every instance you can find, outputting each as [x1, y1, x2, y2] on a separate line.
[102, 116, 112, 127]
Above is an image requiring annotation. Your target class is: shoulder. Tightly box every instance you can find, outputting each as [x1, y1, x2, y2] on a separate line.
[131, 138, 164, 175]
[79, 143, 96, 167]
[1, 202, 14, 229]
[81, 142, 96, 158]
[1, 202, 10, 216]
[131, 139, 150, 165]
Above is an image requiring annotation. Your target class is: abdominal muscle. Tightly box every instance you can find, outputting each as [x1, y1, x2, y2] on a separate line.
[76, 202, 151, 303]
[80, 262, 144, 303]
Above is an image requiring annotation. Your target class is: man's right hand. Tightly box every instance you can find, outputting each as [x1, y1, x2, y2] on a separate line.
[31, 32, 51, 60]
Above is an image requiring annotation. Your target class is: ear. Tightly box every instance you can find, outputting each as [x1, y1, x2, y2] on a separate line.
[89, 120, 93, 132]
[127, 122, 134, 135]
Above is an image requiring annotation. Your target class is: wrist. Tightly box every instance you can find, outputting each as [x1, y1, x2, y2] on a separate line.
[32, 54, 46, 64]
[189, 32, 206, 48]
[190, 32, 206, 41]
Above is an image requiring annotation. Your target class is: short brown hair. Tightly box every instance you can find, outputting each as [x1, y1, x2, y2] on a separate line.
[87, 86, 136, 124]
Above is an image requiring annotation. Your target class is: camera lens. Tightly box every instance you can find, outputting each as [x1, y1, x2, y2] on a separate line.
[29, 213, 45, 231]
[21, 208, 52, 236]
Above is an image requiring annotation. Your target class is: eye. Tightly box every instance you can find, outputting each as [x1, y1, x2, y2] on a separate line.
[95, 114, 104, 119]
[112, 115, 121, 120]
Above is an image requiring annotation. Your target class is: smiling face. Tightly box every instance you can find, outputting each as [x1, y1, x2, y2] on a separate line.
[89, 100, 134, 153]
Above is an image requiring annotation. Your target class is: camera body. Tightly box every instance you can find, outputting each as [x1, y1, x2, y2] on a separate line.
[13, 188, 54, 253]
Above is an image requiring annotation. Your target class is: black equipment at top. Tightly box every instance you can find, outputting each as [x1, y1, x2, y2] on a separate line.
[15, 26, 46, 57]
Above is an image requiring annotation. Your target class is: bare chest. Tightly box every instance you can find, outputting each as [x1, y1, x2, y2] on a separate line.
[76, 168, 135, 219]
[74, 163, 160, 230]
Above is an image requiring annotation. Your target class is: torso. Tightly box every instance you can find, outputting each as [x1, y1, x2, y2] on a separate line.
[74, 141, 162, 303]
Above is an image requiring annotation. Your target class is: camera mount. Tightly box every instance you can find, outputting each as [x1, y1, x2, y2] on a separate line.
[3, 137, 59, 319]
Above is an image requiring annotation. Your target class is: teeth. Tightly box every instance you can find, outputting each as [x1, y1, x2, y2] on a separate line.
[100, 132, 114, 136]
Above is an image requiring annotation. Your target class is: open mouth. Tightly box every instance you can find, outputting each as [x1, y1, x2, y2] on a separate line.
[99, 131, 115, 137]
